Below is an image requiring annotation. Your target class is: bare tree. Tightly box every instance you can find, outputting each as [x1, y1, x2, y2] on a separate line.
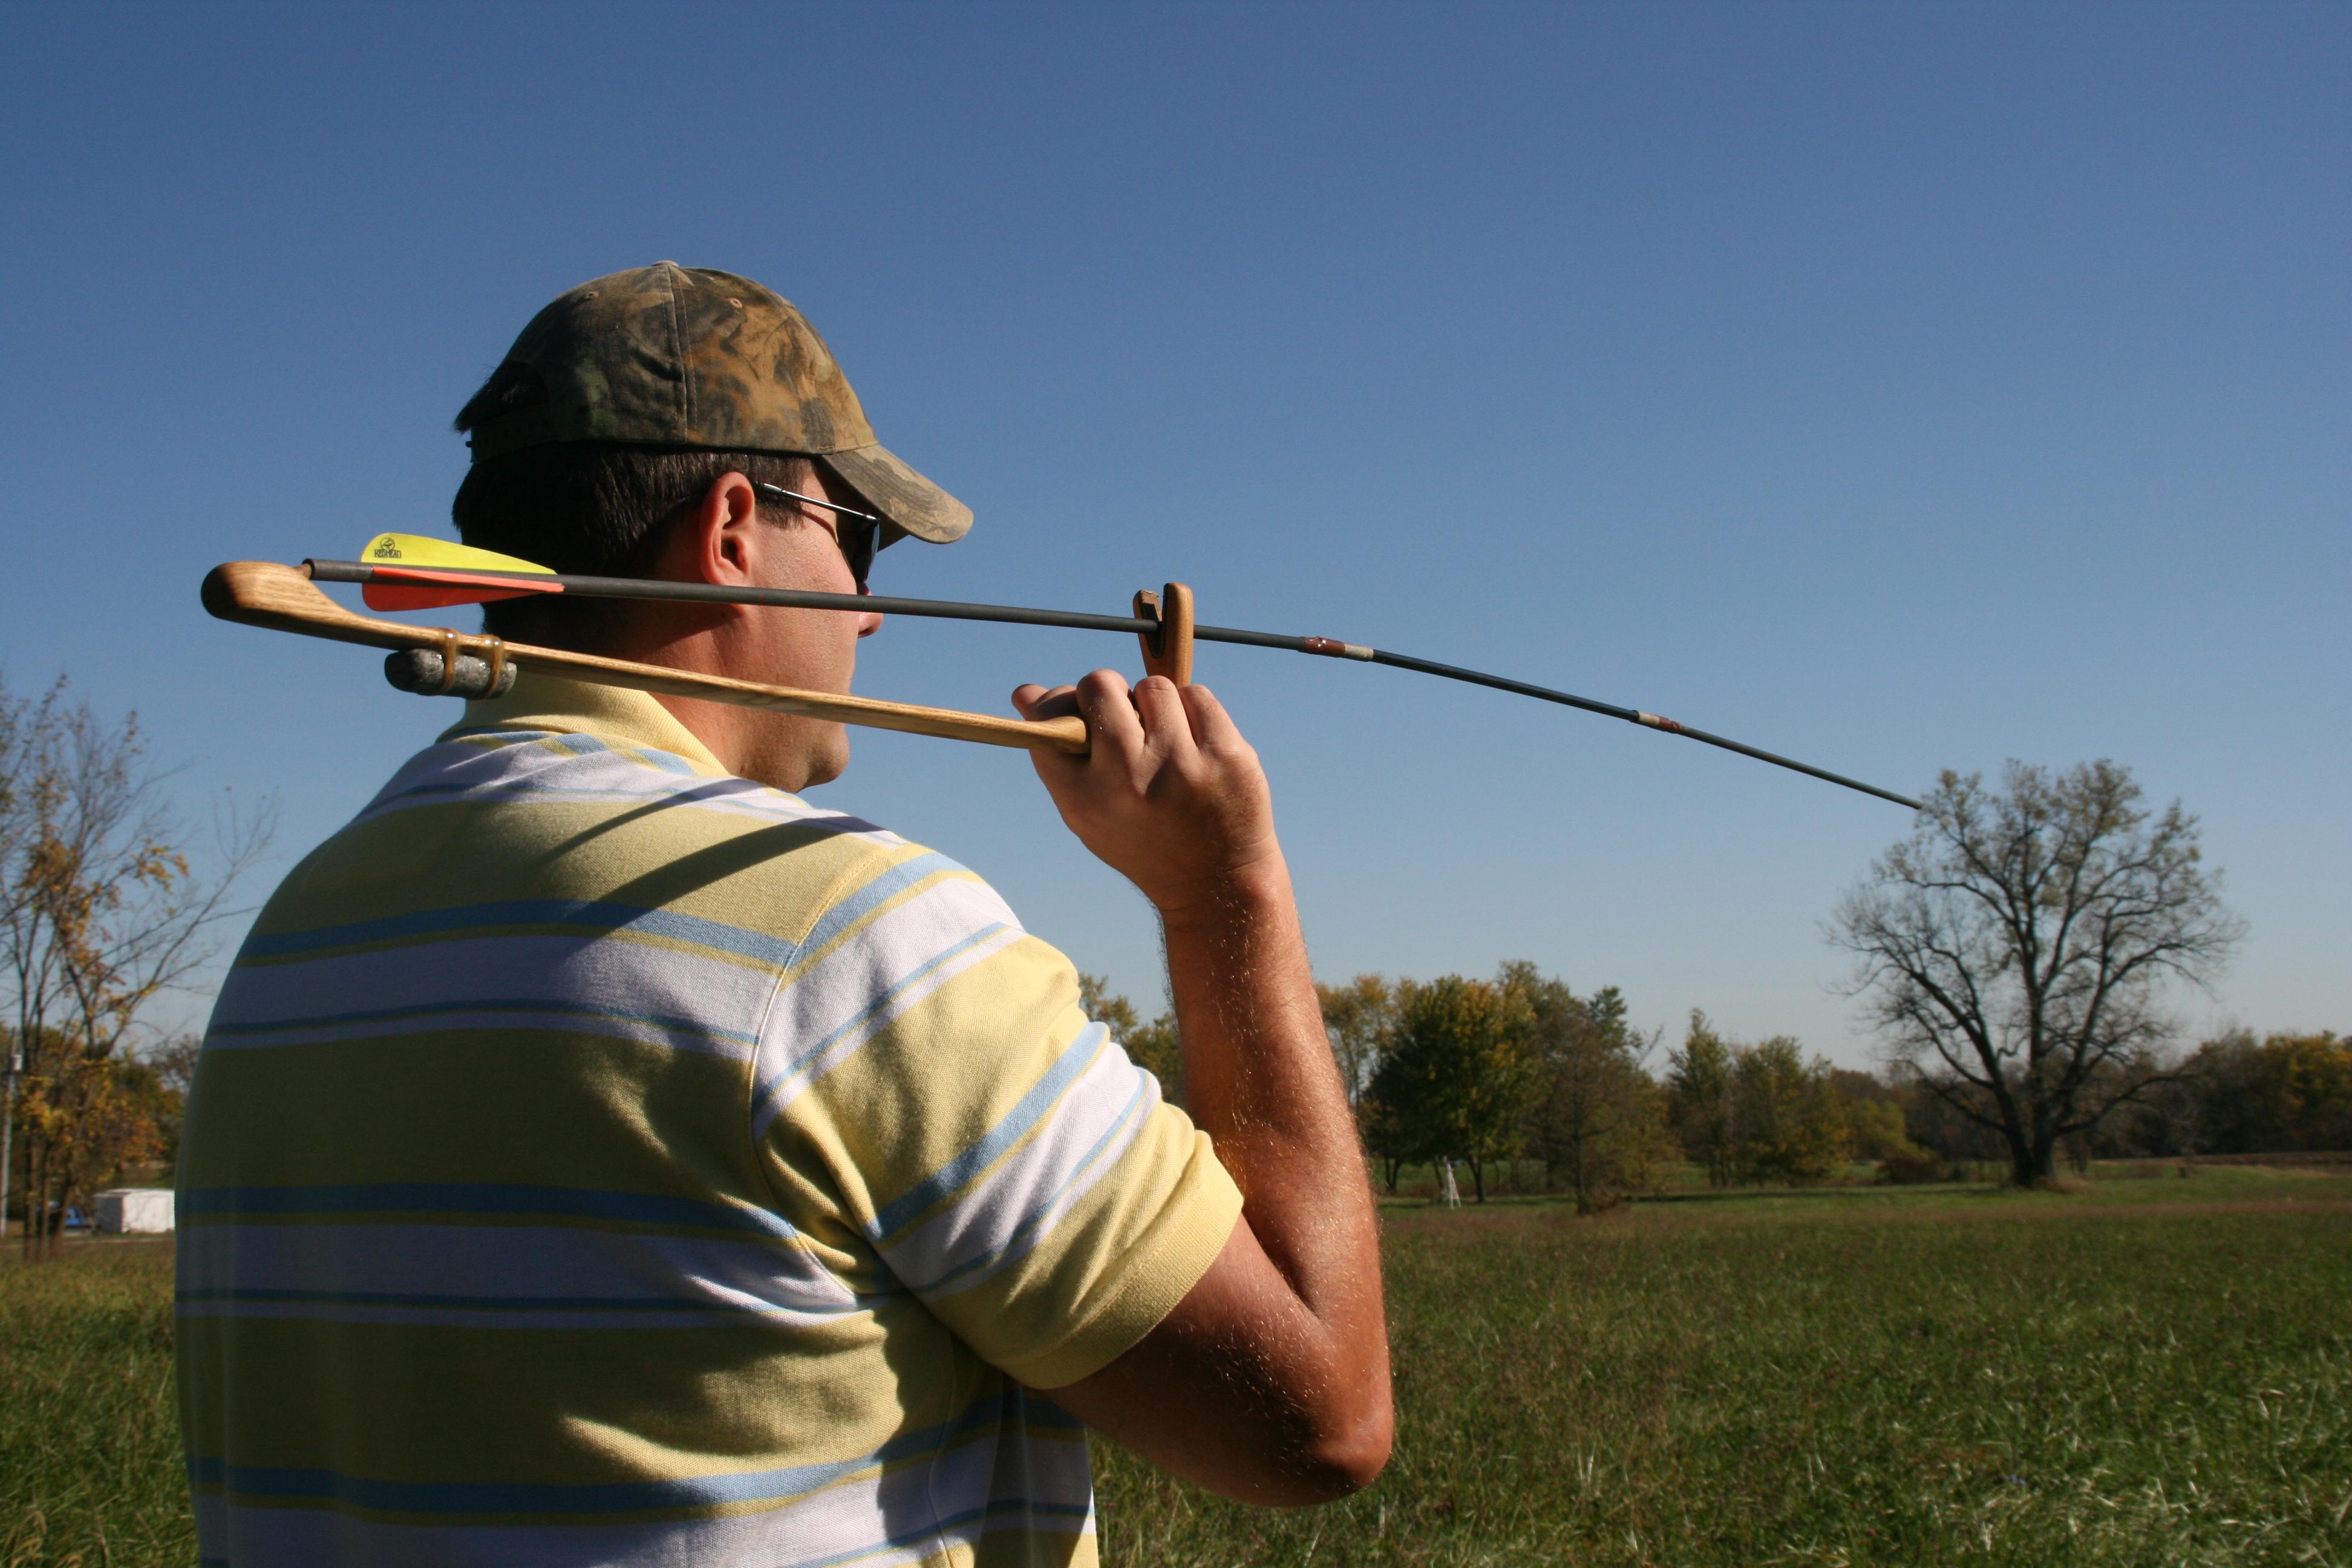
[1830, 760, 2239, 1187]
[0, 675, 272, 1250]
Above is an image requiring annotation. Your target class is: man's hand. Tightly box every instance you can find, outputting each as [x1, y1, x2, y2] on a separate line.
[1011, 672, 1280, 917]
[1010, 669, 1393, 1506]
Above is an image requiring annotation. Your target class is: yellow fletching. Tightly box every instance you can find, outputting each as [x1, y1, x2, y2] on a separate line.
[361, 533, 553, 575]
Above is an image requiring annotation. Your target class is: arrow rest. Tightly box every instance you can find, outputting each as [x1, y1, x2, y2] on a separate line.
[1132, 583, 1195, 687]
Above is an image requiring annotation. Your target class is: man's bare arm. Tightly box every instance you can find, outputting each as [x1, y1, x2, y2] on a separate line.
[1010, 672, 1391, 1506]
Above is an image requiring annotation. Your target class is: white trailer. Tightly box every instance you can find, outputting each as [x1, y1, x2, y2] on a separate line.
[95, 1188, 175, 1233]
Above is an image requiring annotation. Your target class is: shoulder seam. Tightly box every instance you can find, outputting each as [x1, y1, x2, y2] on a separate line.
[739, 831, 921, 1226]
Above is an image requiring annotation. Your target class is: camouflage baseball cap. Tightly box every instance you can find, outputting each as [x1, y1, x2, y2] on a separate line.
[462, 262, 971, 543]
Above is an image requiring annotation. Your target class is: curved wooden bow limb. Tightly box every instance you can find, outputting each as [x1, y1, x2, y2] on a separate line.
[201, 561, 1090, 756]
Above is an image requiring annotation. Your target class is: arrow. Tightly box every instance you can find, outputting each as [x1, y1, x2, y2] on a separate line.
[298, 534, 1922, 809]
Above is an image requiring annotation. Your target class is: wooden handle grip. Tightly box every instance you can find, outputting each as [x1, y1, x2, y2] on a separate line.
[201, 561, 1091, 756]
[1132, 583, 1195, 687]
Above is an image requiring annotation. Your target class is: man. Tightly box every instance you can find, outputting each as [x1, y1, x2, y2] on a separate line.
[177, 263, 1390, 1566]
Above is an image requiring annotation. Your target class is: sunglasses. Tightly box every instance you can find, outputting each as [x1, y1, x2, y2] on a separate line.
[754, 482, 883, 590]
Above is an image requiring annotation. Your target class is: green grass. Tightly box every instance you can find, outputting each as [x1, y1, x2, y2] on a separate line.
[4, 1171, 2349, 1567]
[0, 1238, 187, 1567]
[1099, 1166, 2352, 1567]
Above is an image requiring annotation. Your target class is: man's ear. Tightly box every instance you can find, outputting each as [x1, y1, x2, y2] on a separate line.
[673, 471, 762, 585]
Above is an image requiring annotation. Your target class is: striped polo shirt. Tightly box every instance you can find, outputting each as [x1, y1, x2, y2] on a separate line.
[176, 675, 1242, 1568]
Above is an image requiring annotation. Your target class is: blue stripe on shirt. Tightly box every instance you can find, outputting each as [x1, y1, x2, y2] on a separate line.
[240, 899, 802, 969]
[748, 921, 1016, 1131]
[869, 1023, 1106, 1241]
[915, 1067, 1155, 1296]
[791, 851, 969, 959]
[178, 1184, 801, 1241]
[205, 997, 760, 1051]
[183, 1382, 1061, 1517]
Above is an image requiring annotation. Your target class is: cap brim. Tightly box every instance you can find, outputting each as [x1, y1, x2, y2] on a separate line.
[817, 443, 972, 544]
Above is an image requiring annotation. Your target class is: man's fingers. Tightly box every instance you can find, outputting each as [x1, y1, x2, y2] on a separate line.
[1180, 684, 1247, 754]
[1074, 670, 1146, 760]
[1131, 676, 1202, 762]
[1012, 683, 1082, 722]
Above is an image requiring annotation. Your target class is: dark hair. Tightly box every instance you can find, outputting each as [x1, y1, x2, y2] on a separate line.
[449, 439, 818, 648]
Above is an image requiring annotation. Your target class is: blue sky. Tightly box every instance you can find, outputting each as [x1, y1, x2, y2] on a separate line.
[2, 3, 2343, 1063]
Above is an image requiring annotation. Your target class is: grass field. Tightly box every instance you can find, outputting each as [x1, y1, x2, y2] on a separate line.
[0, 1238, 183, 1567]
[4, 1168, 2348, 1567]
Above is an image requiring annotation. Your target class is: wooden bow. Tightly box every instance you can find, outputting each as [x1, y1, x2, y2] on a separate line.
[201, 561, 1198, 756]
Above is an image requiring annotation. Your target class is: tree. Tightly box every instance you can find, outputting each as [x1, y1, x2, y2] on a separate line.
[1828, 1066, 1927, 1165]
[11, 1033, 171, 1240]
[2256, 1031, 2352, 1151]
[1508, 964, 1667, 1213]
[1901, 1078, 2010, 1168]
[1831, 760, 2241, 1187]
[1365, 974, 1540, 1201]
[143, 1031, 204, 1168]
[1317, 974, 1394, 1110]
[1355, 976, 1421, 1195]
[2181, 1028, 2352, 1154]
[1728, 1036, 1852, 1184]
[1843, 1096, 1926, 1165]
[0, 676, 270, 1251]
[1664, 1011, 1737, 1187]
[1359, 1091, 1411, 1194]
[1078, 973, 1183, 1107]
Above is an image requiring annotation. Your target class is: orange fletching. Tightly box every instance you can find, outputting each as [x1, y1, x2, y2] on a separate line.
[361, 566, 567, 612]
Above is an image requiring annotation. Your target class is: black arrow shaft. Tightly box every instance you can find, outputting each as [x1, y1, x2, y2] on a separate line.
[305, 558, 1327, 647]
[1361, 648, 1920, 808]
[305, 558, 1921, 809]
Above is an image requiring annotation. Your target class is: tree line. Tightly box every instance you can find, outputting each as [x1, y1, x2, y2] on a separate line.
[1918, 1027, 2352, 1168]
[1069, 984, 2347, 1209]
[1089, 959, 1908, 1212]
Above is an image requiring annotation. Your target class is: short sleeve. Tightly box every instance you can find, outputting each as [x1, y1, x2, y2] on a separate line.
[750, 844, 1244, 1388]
